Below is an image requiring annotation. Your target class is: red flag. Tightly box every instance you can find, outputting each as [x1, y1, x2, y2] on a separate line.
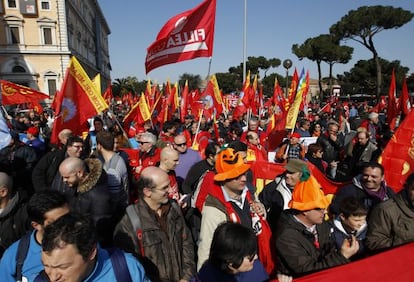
[286, 68, 299, 110]
[29, 101, 44, 113]
[123, 93, 151, 130]
[400, 77, 412, 116]
[202, 74, 224, 116]
[379, 108, 414, 192]
[387, 69, 398, 129]
[102, 82, 113, 105]
[50, 57, 108, 144]
[1, 80, 49, 105]
[145, 0, 216, 73]
[180, 80, 189, 122]
[272, 76, 284, 108]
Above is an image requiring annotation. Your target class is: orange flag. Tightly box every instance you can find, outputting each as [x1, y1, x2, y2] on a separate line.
[1, 80, 49, 105]
[50, 56, 108, 144]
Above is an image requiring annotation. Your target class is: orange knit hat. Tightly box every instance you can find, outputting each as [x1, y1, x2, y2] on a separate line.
[214, 148, 251, 181]
[289, 174, 330, 211]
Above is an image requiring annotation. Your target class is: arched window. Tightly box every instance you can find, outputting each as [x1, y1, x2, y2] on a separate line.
[12, 65, 26, 73]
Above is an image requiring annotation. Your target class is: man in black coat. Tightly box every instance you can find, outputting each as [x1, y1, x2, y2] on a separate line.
[275, 173, 359, 278]
[330, 162, 395, 218]
[32, 135, 84, 192]
[0, 172, 31, 257]
[55, 157, 114, 247]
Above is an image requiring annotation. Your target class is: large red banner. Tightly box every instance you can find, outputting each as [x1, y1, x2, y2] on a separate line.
[145, 0, 216, 73]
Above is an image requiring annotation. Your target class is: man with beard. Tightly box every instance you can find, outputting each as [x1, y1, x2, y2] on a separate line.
[114, 167, 195, 282]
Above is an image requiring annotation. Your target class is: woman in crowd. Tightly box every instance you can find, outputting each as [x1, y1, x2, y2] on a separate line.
[194, 222, 269, 282]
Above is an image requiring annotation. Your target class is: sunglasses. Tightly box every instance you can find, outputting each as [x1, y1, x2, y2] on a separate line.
[139, 141, 149, 145]
[174, 143, 186, 147]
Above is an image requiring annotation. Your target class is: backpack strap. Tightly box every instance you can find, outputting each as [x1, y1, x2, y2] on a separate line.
[126, 205, 144, 256]
[108, 248, 133, 282]
[15, 232, 31, 282]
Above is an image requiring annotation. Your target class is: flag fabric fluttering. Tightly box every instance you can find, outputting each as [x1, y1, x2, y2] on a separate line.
[400, 77, 411, 116]
[92, 73, 101, 95]
[285, 69, 306, 130]
[180, 80, 189, 122]
[202, 74, 224, 116]
[145, 0, 216, 73]
[379, 107, 414, 192]
[1, 80, 49, 105]
[387, 69, 398, 130]
[123, 93, 152, 130]
[0, 107, 11, 150]
[50, 56, 108, 144]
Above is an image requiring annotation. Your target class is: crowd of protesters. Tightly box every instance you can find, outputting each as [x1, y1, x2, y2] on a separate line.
[0, 98, 413, 281]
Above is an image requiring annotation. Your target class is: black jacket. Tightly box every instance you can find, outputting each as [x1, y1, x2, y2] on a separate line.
[32, 149, 66, 192]
[0, 192, 31, 257]
[330, 175, 395, 217]
[275, 211, 349, 277]
[51, 158, 115, 246]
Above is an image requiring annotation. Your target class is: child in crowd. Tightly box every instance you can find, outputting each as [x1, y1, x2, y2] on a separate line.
[330, 197, 368, 260]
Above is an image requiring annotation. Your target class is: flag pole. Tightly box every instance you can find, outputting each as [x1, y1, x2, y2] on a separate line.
[192, 109, 204, 148]
[207, 56, 212, 79]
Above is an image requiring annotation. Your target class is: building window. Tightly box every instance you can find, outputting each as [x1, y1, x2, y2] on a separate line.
[47, 79, 57, 96]
[12, 65, 26, 73]
[43, 27, 52, 45]
[7, 0, 17, 8]
[10, 27, 20, 44]
[41, 0, 50, 10]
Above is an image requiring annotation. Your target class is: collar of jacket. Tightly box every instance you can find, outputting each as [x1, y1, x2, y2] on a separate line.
[77, 158, 103, 194]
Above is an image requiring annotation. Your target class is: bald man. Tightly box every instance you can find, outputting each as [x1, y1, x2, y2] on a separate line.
[159, 147, 180, 201]
[114, 166, 196, 282]
[0, 172, 30, 256]
[56, 157, 115, 246]
[58, 129, 73, 146]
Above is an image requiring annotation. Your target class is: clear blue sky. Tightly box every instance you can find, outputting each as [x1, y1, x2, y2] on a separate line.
[99, 0, 414, 83]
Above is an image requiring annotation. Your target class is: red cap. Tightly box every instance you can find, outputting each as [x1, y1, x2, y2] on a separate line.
[290, 132, 301, 139]
[136, 127, 146, 134]
[27, 126, 39, 137]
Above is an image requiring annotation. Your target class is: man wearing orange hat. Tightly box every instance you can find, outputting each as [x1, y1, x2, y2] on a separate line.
[275, 172, 359, 277]
[197, 148, 266, 270]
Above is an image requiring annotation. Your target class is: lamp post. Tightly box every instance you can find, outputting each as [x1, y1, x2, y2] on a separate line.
[283, 59, 292, 98]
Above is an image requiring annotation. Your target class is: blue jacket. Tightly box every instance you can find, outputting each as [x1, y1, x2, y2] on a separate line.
[34, 246, 150, 281]
[194, 260, 268, 282]
[0, 231, 43, 282]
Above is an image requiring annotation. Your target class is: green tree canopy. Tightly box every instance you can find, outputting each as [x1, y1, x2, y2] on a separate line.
[330, 5, 414, 98]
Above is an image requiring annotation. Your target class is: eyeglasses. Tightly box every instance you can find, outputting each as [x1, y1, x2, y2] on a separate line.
[174, 143, 186, 147]
[286, 170, 297, 175]
[139, 141, 150, 145]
